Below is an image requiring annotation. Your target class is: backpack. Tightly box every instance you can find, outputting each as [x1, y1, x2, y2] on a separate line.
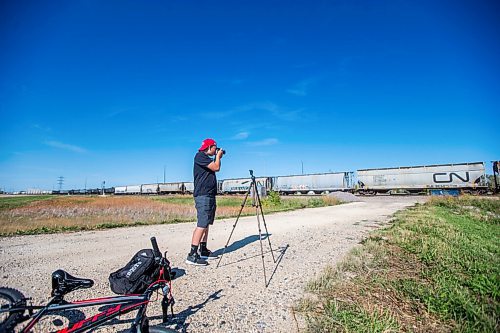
[109, 249, 161, 294]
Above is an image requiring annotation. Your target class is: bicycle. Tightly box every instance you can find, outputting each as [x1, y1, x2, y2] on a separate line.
[0, 237, 177, 332]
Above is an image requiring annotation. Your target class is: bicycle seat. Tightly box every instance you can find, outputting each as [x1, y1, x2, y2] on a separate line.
[51, 269, 94, 298]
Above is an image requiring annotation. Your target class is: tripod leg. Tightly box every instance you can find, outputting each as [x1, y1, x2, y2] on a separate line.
[216, 186, 251, 268]
[256, 203, 268, 286]
[255, 186, 276, 263]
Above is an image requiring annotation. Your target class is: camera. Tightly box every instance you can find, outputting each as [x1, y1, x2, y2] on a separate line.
[216, 148, 226, 155]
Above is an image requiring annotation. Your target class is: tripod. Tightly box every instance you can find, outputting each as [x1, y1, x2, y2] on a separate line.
[216, 170, 276, 286]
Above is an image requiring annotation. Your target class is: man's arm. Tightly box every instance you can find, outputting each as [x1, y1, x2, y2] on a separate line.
[207, 150, 224, 172]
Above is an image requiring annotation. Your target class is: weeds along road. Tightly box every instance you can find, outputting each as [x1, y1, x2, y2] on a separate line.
[0, 196, 427, 332]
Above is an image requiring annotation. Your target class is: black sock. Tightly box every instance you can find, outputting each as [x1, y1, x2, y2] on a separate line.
[189, 244, 199, 255]
[200, 242, 207, 252]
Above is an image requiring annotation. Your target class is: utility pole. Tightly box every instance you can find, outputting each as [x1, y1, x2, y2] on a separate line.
[163, 165, 166, 183]
[493, 161, 499, 193]
[57, 176, 64, 191]
[301, 161, 304, 175]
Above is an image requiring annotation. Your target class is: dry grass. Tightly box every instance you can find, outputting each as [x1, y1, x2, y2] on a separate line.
[0, 195, 259, 235]
[0, 194, 338, 235]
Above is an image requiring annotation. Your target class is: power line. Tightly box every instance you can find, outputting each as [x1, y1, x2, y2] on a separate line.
[57, 176, 64, 191]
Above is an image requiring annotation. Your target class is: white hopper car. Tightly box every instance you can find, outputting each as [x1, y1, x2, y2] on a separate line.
[220, 177, 272, 194]
[273, 172, 354, 194]
[141, 184, 159, 194]
[357, 162, 487, 194]
[159, 182, 185, 194]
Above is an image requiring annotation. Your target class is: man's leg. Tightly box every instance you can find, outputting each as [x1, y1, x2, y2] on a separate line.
[199, 226, 218, 259]
[199, 226, 210, 256]
[186, 227, 208, 265]
[186, 196, 210, 266]
[201, 226, 209, 242]
[200, 196, 215, 254]
[191, 227, 206, 248]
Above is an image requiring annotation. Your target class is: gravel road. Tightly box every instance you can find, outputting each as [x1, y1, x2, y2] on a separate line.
[0, 196, 427, 332]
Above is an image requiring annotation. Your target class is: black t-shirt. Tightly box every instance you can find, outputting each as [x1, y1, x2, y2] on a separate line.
[193, 151, 217, 197]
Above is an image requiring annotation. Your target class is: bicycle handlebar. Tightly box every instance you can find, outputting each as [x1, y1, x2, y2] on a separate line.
[150, 237, 161, 258]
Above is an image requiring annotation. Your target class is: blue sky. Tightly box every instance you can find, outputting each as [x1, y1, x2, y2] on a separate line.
[1, 0, 499, 191]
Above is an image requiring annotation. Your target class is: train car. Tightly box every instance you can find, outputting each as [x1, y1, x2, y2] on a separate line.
[141, 183, 159, 195]
[184, 182, 194, 194]
[356, 162, 487, 195]
[273, 172, 354, 194]
[114, 186, 127, 195]
[89, 188, 101, 195]
[104, 187, 115, 195]
[27, 189, 43, 195]
[221, 177, 272, 194]
[158, 182, 184, 194]
[125, 185, 141, 194]
[114, 185, 141, 195]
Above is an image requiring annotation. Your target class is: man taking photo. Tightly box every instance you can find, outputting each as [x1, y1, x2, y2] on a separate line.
[186, 138, 224, 266]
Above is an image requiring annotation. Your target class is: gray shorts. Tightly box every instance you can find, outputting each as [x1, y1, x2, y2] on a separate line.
[195, 195, 216, 228]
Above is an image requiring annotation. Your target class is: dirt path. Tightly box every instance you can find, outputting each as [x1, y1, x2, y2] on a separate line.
[0, 196, 427, 332]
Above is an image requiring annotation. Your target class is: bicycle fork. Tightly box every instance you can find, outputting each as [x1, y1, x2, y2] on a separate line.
[161, 285, 175, 323]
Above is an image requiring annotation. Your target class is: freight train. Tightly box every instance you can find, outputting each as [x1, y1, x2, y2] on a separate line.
[106, 161, 491, 196]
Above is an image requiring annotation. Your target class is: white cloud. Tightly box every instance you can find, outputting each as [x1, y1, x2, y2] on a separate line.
[201, 102, 304, 122]
[44, 141, 87, 153]
[287, 88, 307, 96]
[32, 124, 52, 132]
[286, 78, 317, 96]
[105, 109, 128, 119]
[247, 138, 279, 146]
[200, 110, 238, 119]
[232, 132, 249, 140]
[237, 102, 303, 121]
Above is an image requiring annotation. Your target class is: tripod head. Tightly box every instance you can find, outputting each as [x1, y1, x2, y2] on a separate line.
[249, 169, 255, 181]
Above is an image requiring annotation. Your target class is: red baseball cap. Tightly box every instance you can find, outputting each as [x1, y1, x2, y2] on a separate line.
[198, 138, 217, 151]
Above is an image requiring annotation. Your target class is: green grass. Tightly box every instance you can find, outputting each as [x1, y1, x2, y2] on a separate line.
[297, 197, 500, 332]
[214, 196, 251, 207]
[154, 193, 339, 210]
[153, 196, 195, 205]
[0, 195, 54, 211]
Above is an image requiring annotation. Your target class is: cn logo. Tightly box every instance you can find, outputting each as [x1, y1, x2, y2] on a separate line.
[433, 172, 470, 183]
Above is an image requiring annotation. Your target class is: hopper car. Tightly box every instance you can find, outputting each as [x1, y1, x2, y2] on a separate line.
[356, 162, 488, 195]
[273, 172, 354, 194]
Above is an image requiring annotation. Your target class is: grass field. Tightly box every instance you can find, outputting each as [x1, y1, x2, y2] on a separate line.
[296, 196, 499, 333]
[0, 193, 339, 236]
